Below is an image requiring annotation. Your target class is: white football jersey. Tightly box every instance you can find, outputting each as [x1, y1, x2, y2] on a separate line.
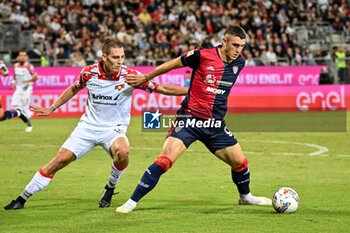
[75, 61, 155, 130]
[13, 62, 37, 89]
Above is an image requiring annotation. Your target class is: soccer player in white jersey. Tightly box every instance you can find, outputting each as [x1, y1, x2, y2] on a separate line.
[3, 39, 188, 210]
[11, 50, 38, 132]
[0, 60, 29, 123]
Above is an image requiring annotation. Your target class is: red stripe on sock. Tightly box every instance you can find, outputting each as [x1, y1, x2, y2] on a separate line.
[113, 162, 128, 171]
[232, 158, 249, 172]
[155, 155, 173, 172]
[39, 168, 54, 179]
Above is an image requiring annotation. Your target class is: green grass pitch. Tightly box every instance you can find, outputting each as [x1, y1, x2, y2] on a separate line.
[0, 115, 349, 233]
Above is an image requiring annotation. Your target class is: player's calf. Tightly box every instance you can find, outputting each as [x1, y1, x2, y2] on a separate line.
[231, 158, 250, 195]
[17, 108, 28, 123]
[131, 156, 172, 202]
[231, 158, 271, 206]
[116, 155, 172, 213]
[0, 109, 19, 121]
[4, 168, 53, 210]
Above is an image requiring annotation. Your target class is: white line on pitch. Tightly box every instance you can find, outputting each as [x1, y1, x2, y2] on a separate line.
[240, 139, 329, 156]
[0, 139, 331, 157]
[333, 154, 350, 158]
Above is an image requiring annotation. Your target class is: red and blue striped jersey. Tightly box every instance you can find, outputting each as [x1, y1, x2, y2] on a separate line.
[180, 47, 245, 119]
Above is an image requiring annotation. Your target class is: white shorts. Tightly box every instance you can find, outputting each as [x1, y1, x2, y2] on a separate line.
[11, 86, 32, 110]
[62, 125, 128, 159]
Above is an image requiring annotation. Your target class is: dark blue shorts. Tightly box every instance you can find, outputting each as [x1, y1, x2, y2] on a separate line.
[167, 116, 238, 154]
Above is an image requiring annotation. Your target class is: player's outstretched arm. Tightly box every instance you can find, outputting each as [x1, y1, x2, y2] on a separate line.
[154, 84, 188, 96]
[126, 57, 183, 87]
[29, 83, 83, 116]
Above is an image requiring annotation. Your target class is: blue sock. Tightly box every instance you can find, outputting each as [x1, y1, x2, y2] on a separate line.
[231, 168, 250, 195]
[1, 110, 18, 121]
[130, 163, 166, 202]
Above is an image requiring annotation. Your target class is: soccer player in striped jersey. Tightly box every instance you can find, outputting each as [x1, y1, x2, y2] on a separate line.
[0, 60, 29, 124]
[117, 26, 271, 213]
[3, 39, 187, 210]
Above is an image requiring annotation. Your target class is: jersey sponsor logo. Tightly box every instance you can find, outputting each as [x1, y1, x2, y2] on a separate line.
[92, 93, 113, 100]
[206, 66, 215, 71]
[186, 50, 194, 57]
[204, 74, 216, 85]
[174, 126, 182, 133]
[87, 83, 102, 88]
[206, 86, 226, 94]
[115, 84, 125, 90]
[138, 181, 150, 188]
[233, 66, 238, 74]
[114, 128, 124, 134]
[216, 80, 233, 87]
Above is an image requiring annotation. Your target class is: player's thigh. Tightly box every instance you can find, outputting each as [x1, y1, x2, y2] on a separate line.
[62, 126, 96, 159]
[99, 127, 129, 158]
[10, 90, 21, 109]
[42, 147, 76, 174]
[202, 126, 245, 166]
[214, 143, 246, 167]
[160, 136, 187, 163]
[202, 126, 237, 154]
[166, 124, 199, 162]
[21, 89, 32, 108]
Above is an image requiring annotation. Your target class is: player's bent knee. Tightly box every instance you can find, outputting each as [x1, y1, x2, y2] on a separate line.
[232, 158, 248, 172]
[155, 155, 173, 172]
[114, 148, 129, 161]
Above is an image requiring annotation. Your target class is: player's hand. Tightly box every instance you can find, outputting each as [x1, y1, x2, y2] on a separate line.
[126, 73, 148, 87]
[29, 105, 52, 116]
[0, 69, 8, 76]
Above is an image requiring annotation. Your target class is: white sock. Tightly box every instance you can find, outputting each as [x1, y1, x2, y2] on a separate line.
[124, 199, 137, 208]
[240, 192, 254, 200]
[107, 162, 127, 188]
[21, 170, 52, 200]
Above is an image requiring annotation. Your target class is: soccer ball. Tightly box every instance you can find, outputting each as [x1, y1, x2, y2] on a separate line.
[272, 187, 299, 213]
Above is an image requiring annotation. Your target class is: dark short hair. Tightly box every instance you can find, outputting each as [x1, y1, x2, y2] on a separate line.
[102, 39, 124, 55]
[19, 49, 27, 54]
[224, 26, 246, 39]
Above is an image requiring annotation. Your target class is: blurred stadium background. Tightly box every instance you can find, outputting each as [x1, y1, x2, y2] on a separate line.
[0, 0, 349, 83]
